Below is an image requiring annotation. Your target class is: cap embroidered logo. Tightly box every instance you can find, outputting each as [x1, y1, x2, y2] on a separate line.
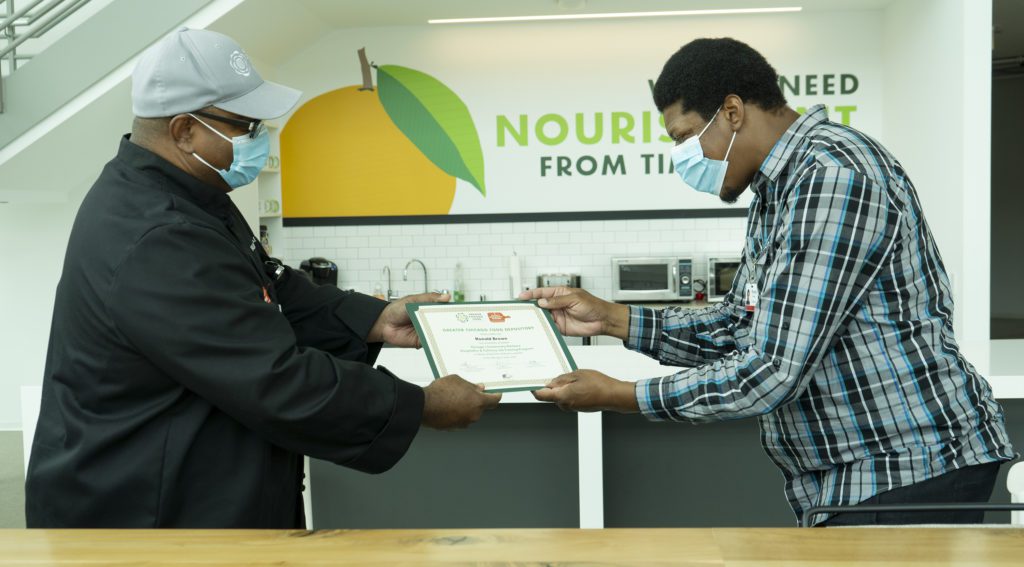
[230, 50, 251, 76]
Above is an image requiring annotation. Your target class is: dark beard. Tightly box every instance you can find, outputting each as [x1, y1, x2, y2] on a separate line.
[719, 185, 746, 204]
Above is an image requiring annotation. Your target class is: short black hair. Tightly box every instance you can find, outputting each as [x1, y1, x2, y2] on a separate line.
[653, 38, 786, 120]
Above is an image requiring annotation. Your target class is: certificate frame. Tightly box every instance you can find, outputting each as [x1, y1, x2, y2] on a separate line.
[406, 300, 578, 392]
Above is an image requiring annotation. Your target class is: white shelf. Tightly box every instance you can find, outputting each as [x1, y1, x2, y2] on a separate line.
[255, 125, 286, 261]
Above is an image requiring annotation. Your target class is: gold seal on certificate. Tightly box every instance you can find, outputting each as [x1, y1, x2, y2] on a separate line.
[407, 301, 578, 392]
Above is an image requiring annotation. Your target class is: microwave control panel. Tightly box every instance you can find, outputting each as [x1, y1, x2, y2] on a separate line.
[677, 259, 694, 299]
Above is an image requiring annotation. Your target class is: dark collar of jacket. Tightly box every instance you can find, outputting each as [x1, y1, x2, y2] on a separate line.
[116, 134, 234, 221]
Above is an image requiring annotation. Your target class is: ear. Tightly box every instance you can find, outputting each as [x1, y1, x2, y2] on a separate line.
[168, 114, 197, 153]
[722, 94, 746, 132]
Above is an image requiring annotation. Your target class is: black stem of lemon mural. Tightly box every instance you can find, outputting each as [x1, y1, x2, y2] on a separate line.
[357, 48, 374, 91]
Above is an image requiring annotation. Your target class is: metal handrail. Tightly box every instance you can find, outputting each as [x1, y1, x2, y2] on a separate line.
[1, 0, 92, 65]
[30, 0, 89, 38]
[1, 0, 93, 113]
[802, 503, 1024, 528]
[13, 0, 65, 28]
[0, 0, 46, 32]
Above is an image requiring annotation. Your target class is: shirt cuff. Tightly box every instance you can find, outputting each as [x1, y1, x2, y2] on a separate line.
[634, 377, 671, 422]
[625, 305, 663, 357]
[341, 367, 424, 474]
[332, 292, 388, 343]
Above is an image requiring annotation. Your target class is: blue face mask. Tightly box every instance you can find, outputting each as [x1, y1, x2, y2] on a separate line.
[189, 114, 270, 190]
[670, 106, 737, 196]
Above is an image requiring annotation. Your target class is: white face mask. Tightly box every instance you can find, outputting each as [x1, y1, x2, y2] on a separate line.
[670, 106, 737, 196]
[189, 114, 270, 189]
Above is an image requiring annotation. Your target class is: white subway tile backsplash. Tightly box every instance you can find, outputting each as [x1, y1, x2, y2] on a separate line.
[569, 231, 594, 244]
[490, 245, 515, 257]
[401, 247, 426, 259]
[614, 231, 639, 243]
[557, 221, 582, 233]
[434, 235, 458, 247]
[272, 216, 747, 296]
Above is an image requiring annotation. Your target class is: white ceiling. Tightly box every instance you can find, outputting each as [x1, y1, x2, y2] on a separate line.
[210, 0, 897, 67]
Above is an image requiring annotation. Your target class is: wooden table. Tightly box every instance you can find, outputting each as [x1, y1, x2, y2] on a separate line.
[2, 527, 1023, 565]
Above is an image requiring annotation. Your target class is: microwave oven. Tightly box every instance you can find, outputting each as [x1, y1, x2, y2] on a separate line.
[611, 257, 694, 302]
[707, 257, 741, 302]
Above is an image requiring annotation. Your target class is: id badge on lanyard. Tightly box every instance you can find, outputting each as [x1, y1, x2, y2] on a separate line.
[744, 282, 759, 313]
[742, 238, 762, 313]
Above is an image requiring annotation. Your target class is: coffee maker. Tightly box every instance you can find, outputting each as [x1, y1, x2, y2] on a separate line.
[299, 257, 338, 286]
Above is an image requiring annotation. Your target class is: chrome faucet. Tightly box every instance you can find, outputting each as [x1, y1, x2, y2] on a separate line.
[381, 265, 397, 301]
[403, 259, 428, 294]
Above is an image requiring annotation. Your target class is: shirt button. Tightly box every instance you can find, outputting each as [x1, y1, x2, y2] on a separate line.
[773, 359, 782, 369]
[782, 322, 790, 330]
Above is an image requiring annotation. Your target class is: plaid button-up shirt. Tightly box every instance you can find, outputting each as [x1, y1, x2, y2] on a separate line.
[628, 105, 1014, 525]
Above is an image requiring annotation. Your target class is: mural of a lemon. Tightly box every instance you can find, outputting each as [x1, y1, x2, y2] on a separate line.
[281, 50, 486, 219]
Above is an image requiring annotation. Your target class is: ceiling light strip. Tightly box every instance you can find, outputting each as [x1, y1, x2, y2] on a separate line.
[429, 7, 803, 25]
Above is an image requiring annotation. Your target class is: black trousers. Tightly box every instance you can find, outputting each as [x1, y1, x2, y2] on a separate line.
[821, 461, 1004, 526]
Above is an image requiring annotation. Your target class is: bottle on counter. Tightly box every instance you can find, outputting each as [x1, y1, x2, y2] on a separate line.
[452, 262, 465, 303]
[372, 283, 385, 300]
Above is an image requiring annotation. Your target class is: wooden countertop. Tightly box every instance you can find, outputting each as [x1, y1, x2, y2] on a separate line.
[2, 527, 1023, 565]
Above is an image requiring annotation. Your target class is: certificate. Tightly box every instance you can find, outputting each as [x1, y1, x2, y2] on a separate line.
[406, 301, 577, 392]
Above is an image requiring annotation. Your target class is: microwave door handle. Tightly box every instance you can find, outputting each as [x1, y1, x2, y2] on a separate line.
[671, 264, 678, 295]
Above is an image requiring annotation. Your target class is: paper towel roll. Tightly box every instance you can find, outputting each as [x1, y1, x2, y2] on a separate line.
[509, 253, 522, 299]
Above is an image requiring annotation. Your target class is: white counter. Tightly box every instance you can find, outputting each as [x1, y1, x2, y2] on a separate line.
[371, 341, 1023, 529]
[960, 340, 1024, 398]
[379, 341, 1024, 401]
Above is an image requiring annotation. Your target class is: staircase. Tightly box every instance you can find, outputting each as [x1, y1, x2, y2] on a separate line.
[0, 0, 245, 203]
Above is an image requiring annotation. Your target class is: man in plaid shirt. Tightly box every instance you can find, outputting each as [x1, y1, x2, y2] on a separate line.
[521, 38, 1015, 526]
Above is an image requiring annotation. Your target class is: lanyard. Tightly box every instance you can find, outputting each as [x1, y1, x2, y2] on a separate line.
[742, 191, 786, 313]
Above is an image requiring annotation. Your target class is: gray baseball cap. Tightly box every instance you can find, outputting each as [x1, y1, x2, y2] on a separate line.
[132, 27, 301, 120]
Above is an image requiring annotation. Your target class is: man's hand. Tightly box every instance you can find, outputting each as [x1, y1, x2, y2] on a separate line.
[532, 370, 640, 413]
[422, 375, 503, 430]
[367, 292, 450, 347]
[518, 287, 629, 340]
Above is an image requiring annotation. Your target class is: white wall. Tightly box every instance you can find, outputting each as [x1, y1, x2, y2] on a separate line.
[0, 0, 997, 428]
[881, 0, 992, 342]
[0, 199, 79, 429]
[265, 8, 883, 303]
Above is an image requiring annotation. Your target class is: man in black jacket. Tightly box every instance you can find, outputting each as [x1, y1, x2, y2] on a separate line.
[25, 27, 500, 529]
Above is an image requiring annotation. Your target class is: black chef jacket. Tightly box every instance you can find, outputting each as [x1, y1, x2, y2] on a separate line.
[25, 135, 424, 528]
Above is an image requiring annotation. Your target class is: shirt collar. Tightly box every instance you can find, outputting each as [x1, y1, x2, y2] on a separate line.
[756, 104, 830, 185]
[115, 134, 233, 219]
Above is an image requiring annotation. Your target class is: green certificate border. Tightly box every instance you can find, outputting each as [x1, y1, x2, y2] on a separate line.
[406, 300, 578, 393]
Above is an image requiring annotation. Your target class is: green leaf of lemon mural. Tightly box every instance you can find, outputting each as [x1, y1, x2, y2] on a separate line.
[377, 65, 486, 196]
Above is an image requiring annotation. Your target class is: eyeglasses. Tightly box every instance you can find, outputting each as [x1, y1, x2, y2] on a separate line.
[191, 110, 265, 139]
